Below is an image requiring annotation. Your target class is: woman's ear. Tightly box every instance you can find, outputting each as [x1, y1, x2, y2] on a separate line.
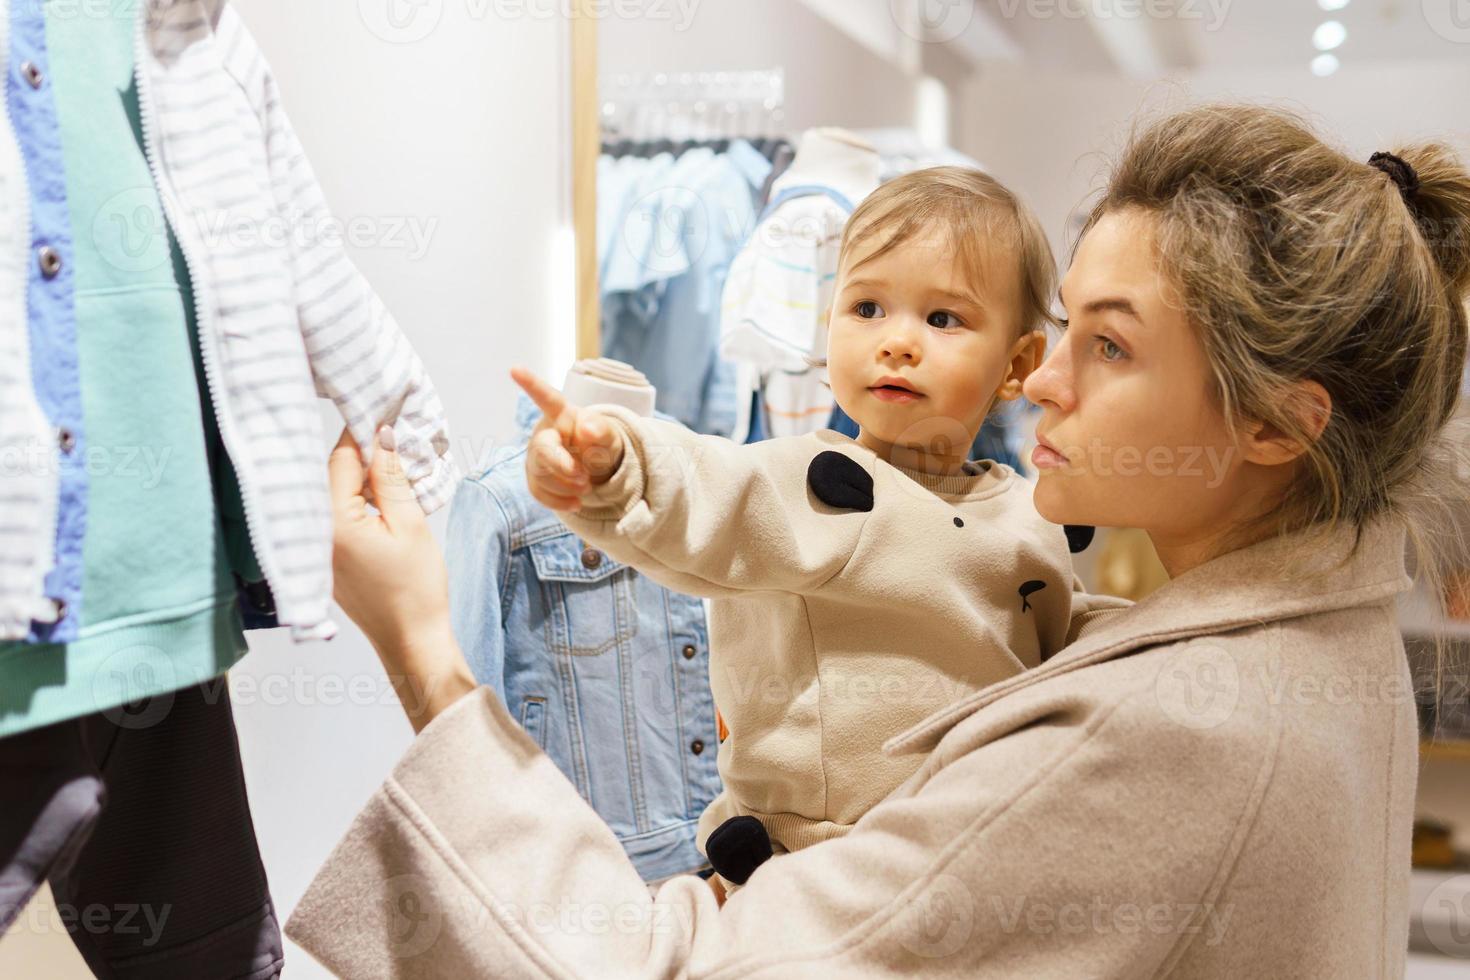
[997, 331, 1048, 402]
[1242, 379, 1332, 466]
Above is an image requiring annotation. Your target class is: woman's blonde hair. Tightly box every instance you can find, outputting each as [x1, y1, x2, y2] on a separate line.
[840, 166, 1060, 339]
[1087, 104, 1470, 730]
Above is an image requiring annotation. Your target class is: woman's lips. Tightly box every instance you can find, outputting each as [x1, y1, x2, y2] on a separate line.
[1031, 445, 1068, 470]
[1031, 434, 1068, 471]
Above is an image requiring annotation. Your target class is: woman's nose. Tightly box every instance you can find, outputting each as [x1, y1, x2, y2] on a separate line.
[1024, 338, 1074, 411]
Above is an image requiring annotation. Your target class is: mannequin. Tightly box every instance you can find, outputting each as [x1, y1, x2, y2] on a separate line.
[562, 357, 656, 418]
[724, 128, 882, 443]
[777, 127, 882, 207]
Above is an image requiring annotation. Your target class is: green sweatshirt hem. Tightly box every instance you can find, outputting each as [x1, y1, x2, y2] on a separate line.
[0, 594, 248, 739]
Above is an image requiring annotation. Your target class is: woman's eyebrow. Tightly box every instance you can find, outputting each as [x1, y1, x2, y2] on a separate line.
[1058, 288, 1142, 322]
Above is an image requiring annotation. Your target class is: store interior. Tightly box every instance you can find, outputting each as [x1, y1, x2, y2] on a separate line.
[3, 0, 1468, 975]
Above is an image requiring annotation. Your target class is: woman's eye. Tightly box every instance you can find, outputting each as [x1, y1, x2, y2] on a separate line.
[927, 311, 962, 329]
[855, 301, 884, 319]
[1096, 336, 1128, 362]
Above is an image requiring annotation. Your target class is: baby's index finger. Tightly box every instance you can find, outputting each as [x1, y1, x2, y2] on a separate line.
[510, 366, 570, 422]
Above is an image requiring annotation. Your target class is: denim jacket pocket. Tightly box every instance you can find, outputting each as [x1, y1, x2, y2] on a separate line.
[528, 532, 638, 656]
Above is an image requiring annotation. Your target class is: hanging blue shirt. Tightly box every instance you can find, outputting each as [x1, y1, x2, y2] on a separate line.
[7, 0, 85, 644]
[599, 141, 771, 437]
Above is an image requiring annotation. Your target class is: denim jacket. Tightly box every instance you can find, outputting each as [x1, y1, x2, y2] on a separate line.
[445, 394, 721, 881]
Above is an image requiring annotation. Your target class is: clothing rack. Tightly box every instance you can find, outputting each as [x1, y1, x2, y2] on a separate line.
[600, 70, 786, 146]
[576, 69, 787, 359]
[600, 135, 792, 163]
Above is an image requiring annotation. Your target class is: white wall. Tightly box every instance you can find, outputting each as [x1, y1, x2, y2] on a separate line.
[600, 0, 929, 134]
[225, 3, 571, 976]
[958, 59, 1470, 255]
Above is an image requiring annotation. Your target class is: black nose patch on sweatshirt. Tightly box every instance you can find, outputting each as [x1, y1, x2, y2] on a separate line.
[1019, 580, 1047, 613]
[706, 815, 773, 885]
[1063, 525, 1096, 554]
[808, 451, 874, 512]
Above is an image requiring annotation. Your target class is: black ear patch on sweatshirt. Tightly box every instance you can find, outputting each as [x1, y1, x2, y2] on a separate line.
[808, 451, 874, 512]
[1019, 580, 1047, 613]
[1063, 525, 1096, 554]
[706, 815, 772, 885]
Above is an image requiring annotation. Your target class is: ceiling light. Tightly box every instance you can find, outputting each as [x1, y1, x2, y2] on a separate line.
[1317, 0, 1350, 11]
[1311, 53, 1340, 76]
[1314, 20, 1348, 51]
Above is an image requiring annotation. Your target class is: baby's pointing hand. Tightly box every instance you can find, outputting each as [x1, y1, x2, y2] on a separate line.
[511, 366, 625, 512]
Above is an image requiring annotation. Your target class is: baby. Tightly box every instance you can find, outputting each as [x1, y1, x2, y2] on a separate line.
[513, 167, 1123, 893]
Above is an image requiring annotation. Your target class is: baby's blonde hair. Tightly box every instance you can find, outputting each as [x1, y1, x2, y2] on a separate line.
[839, 166, 1060, 340]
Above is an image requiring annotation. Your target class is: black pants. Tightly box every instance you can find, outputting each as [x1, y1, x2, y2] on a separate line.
[0, 678, 282, 979]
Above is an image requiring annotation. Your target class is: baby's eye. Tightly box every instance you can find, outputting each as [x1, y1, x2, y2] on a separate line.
[928, 311, 963, 329]
[855, 301, 884, 319]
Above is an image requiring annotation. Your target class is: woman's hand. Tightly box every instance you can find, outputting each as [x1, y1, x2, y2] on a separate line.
[511, 366, 625, 512]
[327, 426, 476, 733]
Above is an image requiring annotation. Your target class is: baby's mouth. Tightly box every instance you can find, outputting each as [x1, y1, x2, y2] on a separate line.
[869, 383, 924, 403]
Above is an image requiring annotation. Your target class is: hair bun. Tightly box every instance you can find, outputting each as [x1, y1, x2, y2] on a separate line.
[1393, 144, 1470, 294]
[1369, 151, 1422, 205]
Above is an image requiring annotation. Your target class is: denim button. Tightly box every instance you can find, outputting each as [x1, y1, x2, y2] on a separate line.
[580, 547, 602, 570]
[58, 428, 75, 453]
[20, 61, 42, 88]
[690, 739, 705, 755]
[38, 246, 62, 279]
[682, 644, 697, 660]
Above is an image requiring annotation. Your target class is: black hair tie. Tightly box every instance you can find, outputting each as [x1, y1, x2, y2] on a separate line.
[1368, 151, 1421, 206]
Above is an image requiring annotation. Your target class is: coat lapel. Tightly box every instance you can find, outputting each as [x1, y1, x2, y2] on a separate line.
[887, 519, 1412, 755]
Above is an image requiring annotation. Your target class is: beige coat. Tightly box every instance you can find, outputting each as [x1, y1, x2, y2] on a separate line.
[286, 519, 1418, 978]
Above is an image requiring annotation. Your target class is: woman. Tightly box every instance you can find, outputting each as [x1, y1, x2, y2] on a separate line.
[286, 105, 1470, 977]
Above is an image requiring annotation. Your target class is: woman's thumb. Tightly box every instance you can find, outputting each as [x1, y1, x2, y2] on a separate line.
[369, 425, 420, 529]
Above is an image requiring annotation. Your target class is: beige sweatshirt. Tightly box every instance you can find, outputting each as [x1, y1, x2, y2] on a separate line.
[560, 406, 1119, 855]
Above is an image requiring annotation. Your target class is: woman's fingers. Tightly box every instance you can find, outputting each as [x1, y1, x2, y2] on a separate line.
[367, 425, 422, 532]
[327, 428, 367, 520]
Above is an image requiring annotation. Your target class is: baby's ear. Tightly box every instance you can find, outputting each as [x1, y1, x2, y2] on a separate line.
[999, 330, 1047, 401]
